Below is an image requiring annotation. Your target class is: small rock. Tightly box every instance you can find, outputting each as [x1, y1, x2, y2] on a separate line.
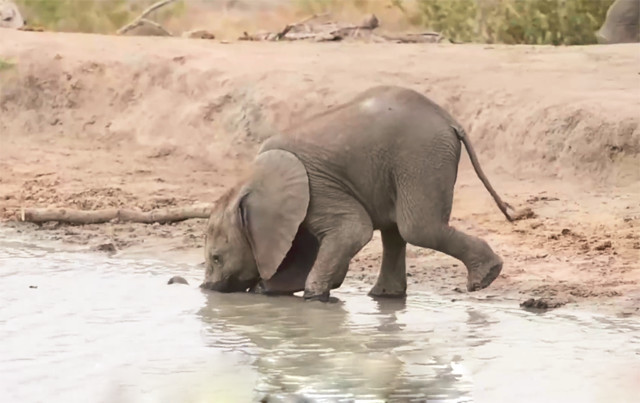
[182, 29, 216, 39]
[94, 243, 116, 253]
[520, 298, 566, 310]
[168, 276, 189, 285]
[594, 240, 612, 251]
[260, 393, 314, 403]
[172, 56, 186, 64]
[29, 285, 38, 289]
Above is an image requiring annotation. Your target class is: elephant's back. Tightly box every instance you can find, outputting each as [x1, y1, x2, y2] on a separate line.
[260, 86, 462, 227]
[277, 86, 459, 148]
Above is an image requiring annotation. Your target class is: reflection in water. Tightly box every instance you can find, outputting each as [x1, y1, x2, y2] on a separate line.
[196, 292, 470, 402]
[1, 232, 639, 403]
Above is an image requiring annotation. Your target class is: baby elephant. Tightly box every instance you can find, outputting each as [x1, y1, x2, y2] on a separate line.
[201, 85, 526, 301]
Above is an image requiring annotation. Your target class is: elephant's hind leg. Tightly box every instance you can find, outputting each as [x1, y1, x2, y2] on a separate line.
[439, 227, 503, 291]
[394, 165, 503, 292]
[399, 221, 503, 292]
[369, 226, 407, 298]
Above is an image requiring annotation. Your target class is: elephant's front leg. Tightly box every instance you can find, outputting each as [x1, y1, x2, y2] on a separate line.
[303, 209, 373, 302]
[369, 226, 407, 298]
[252, 227, 319, 295]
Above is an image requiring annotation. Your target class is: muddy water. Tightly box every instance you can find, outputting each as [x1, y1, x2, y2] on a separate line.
[1, 234, 639, 403]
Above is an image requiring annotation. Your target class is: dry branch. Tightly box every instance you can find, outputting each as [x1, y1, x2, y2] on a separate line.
[139, 18, 172, 36]
[117, 0, 176, 35]
[380, 32, 448, 43]
[20, 204, 213, 225]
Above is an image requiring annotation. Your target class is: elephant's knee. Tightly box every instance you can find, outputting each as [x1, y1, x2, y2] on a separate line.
[339, 222, 374, 255]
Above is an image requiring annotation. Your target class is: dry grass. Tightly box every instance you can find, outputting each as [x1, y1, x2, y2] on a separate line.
[14, 0, 185, 34]
[0, 58, 15, 71]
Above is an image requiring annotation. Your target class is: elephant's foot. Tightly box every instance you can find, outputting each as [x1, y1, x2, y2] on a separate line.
[303, 289, 330, 302]
[249, 281, 298, 296]
[368, 282, 407, 299]
[466, 255, 503, 292]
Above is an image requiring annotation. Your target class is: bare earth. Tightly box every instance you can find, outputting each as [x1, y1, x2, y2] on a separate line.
[1, 30, 639, 316]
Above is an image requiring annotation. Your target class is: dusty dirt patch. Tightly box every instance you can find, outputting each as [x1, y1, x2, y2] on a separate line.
[0, 30, 638, 316]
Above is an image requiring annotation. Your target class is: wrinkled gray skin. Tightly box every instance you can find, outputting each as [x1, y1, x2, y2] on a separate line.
[201, 86, 523, 302]
[596, 0, 639, 44]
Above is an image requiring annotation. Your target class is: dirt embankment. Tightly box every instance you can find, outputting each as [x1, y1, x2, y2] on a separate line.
[1, 30, 639, 315]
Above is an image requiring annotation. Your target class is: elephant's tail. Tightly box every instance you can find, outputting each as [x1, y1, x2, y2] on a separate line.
[451, 125, 523, 222]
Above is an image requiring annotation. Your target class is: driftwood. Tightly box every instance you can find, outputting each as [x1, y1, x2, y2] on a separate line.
[19, 204, 213, 225]
[239, 13, 447, 44]
[117, 0, 176, 36]
[241, 24, 370, 42]
[240, 12, 364, 42]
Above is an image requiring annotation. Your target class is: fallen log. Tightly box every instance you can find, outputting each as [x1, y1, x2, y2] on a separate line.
[240, 12, 385, 42]
[19, 204, 213, 225]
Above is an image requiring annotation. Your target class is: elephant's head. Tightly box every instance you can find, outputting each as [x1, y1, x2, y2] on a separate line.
[200, 150, 311, 293]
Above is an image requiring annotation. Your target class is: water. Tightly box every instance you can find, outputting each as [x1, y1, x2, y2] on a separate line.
[1, 234, 639, 403]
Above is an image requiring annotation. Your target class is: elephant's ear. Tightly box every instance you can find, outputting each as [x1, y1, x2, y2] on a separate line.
[239, 150, 310, 280]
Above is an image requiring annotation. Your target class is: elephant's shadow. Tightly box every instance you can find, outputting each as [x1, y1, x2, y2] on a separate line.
[195, 291, 473, 401]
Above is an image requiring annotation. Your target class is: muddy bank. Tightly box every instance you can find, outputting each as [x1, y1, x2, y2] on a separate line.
[1, 31, 639, 185]
[0, 31, 639, 315]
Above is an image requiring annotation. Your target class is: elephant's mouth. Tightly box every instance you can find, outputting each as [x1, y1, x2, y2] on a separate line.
[199, 277, 259, 293]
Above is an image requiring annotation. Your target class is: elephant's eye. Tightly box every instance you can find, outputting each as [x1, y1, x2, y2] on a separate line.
[212, 254, 222, 266]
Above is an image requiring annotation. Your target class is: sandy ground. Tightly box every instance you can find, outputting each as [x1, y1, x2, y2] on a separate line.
[1, 30, 639, 316]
